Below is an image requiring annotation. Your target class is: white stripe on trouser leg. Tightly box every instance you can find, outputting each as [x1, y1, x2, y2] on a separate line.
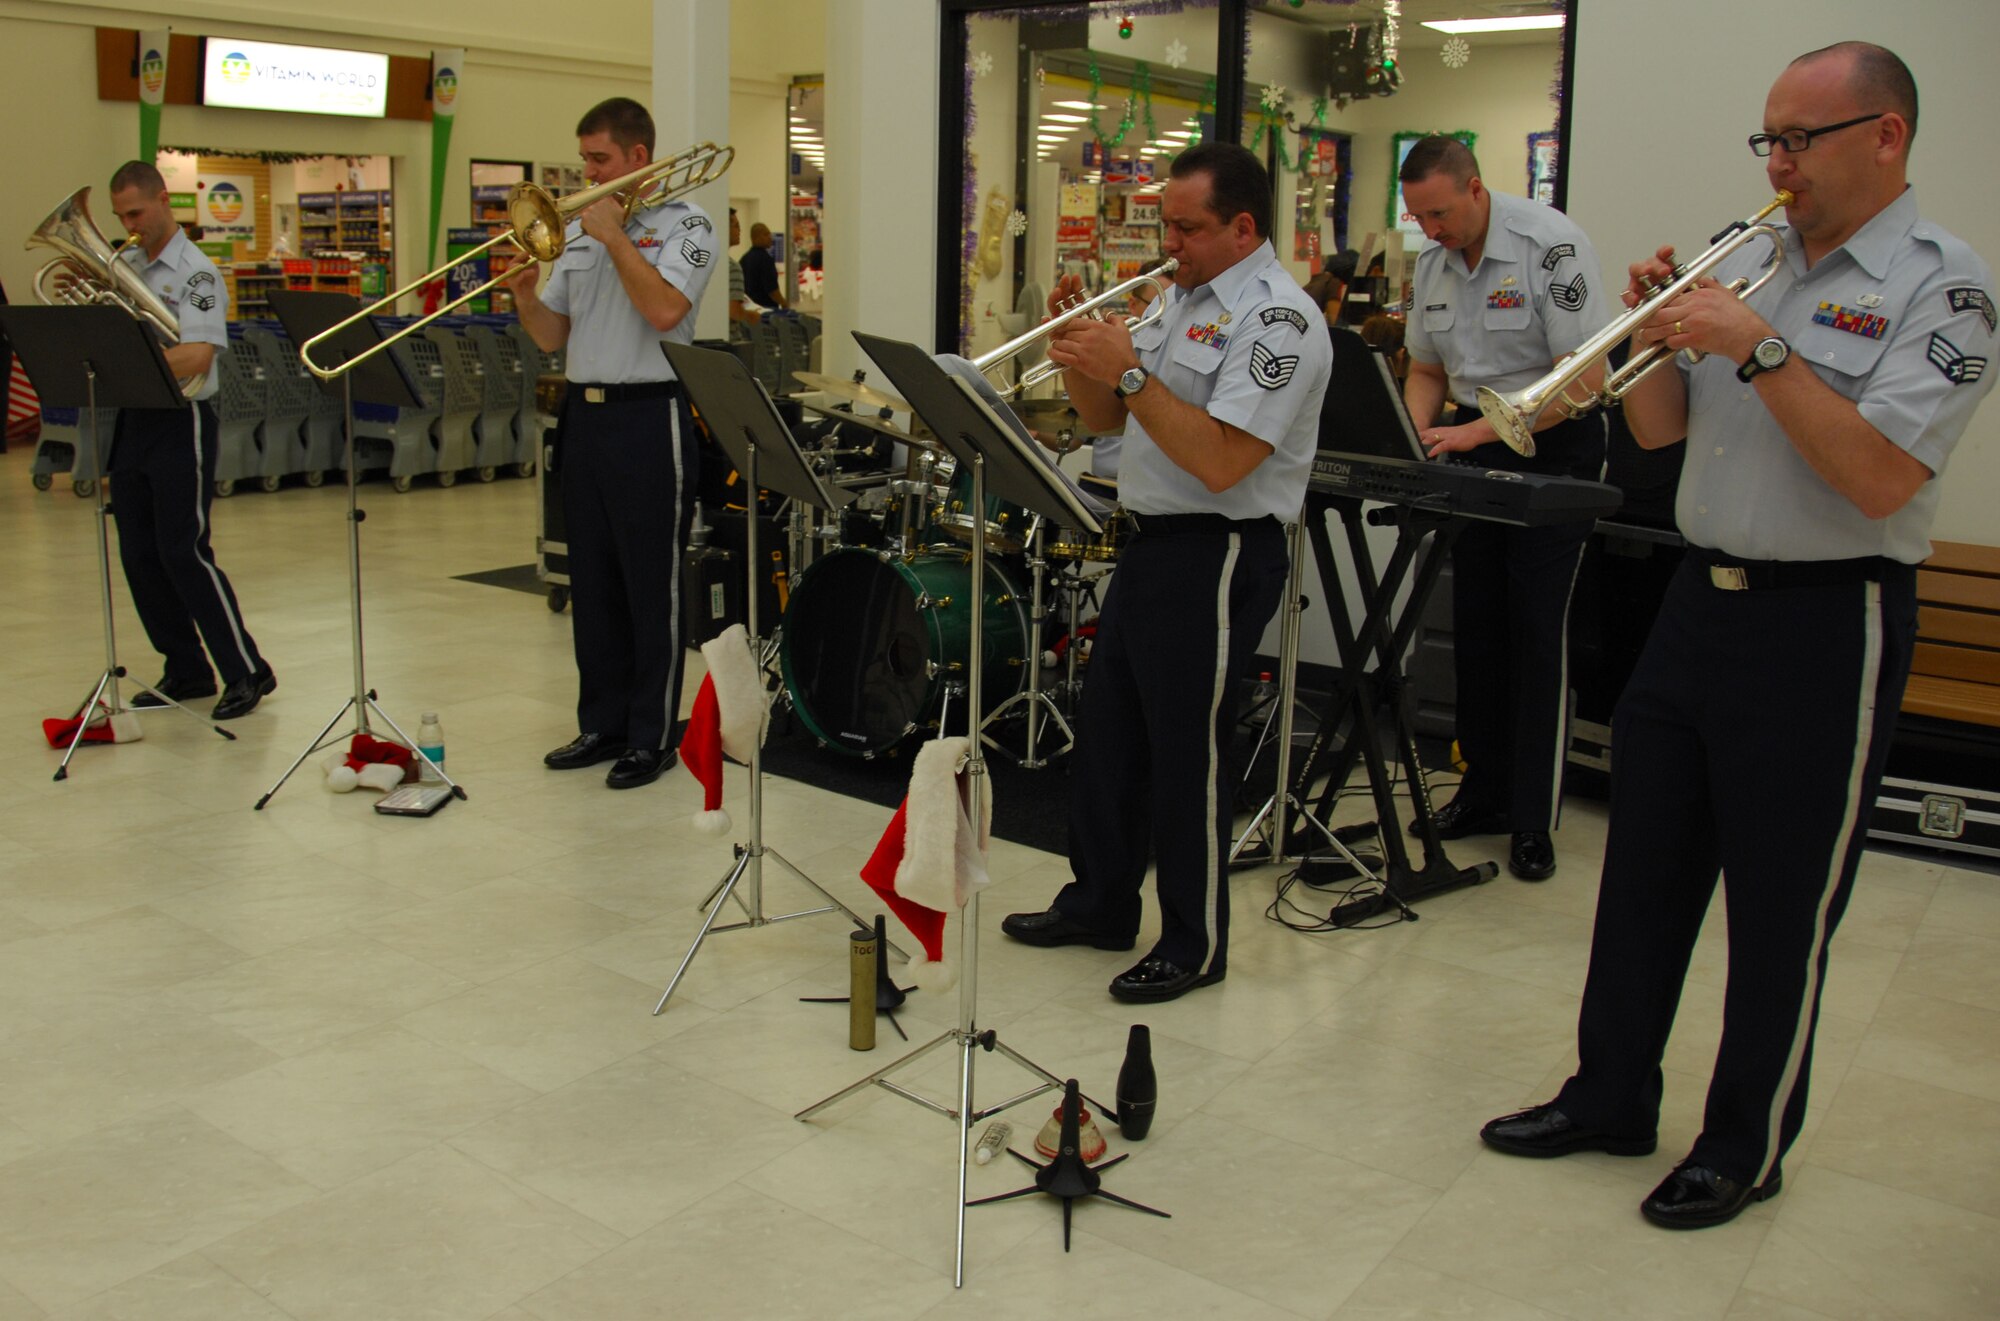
[188, 401, 255, 671]
[1757, 581, 1882, 1187]
[1197, 532, 1242, 976]
[660, 403, 686, 750]
[1541, 542, 1588, 830]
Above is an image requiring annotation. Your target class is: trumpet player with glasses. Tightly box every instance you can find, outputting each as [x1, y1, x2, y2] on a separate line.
[1479, 42, 1996, 1230]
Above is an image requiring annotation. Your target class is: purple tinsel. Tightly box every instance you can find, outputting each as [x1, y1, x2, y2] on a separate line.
[961, 56, 979, 352]
[974, 0, 1220, 23]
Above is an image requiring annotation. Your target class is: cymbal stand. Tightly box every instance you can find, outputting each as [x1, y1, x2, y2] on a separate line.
[982, 516, 1074, 767]
[256, 373, 465, 808]
[58, 369, 237, 780]
[655, 434, 901, 1015]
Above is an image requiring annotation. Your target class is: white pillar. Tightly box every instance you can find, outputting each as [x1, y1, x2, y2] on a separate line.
[654, 1, 731, 344]
[823, 0, 940, 379]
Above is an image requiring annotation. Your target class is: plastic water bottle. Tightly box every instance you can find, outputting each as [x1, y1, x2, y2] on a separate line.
[1251, 670, 1276, 711]
[416, 712, 445, 782]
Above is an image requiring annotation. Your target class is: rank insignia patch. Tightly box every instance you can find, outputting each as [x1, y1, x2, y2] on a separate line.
[680, 240, 710, 267]
[187, 293, 216, 312]
[1550, 273, 1589, 311]
[1811, 301, 1889, 339]
[1248, 341, 1299, 390]
[1540, 243, 1576, 272]
[1947, 287, 1997, 334]
[1260, 307, 1309, 334]
[1486, 289, 1527, 311]
[1927, 332, 1988, 385]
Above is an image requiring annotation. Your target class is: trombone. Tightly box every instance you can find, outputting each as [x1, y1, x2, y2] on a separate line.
[1476, 192, 1793, 456]
[300, 140, 734, 380]
[974, 259, 1179, 398]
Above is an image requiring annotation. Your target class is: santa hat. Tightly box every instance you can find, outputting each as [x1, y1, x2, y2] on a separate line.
[678, 624, 769, 834]
[41, 707, 143, 748]
[323, 732, 417, 793]
[857, 736, 993, 991]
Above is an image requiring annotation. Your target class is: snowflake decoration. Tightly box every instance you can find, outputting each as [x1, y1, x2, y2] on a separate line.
[1260, 83, 1287, 113]
[1164, 39, 1189, 70]
[1005, 209, 1029, 238]
[1441, 37, 1471, 69]
[970, 50, 994, 78]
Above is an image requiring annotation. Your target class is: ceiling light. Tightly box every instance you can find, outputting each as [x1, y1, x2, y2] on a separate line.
[1162, 130, 1197, 140]
[1421, 15, 1565, 34]
[1041, 113, 1089, 124]
[1052, 100, 1102, 110]
[1036, 135, 1069, 144]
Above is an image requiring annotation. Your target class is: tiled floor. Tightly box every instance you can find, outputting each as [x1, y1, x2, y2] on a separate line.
[3, 447, 1997, 1320]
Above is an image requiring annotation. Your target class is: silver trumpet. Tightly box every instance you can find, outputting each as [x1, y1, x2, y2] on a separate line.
[1477, 192, 1793, 456]
[975, 259, 1179, 398]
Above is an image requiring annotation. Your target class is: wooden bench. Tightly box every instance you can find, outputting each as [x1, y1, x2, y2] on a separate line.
[1905, 541, 2000, 728]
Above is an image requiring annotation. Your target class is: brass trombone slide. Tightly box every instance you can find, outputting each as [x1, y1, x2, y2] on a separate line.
[1476, 191, 1793, 456]
[299, 141, 734, 380]
[973, 259, 1179, 398]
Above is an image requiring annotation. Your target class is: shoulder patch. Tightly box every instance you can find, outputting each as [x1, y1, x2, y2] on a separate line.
[1259, 306, 1309, 334]
[1539, 243, 1576, 272]
[1927, 332, 1988, 385]
[1248, 340, 1300, 390]
[187, 292, 216, 312]
[1946, 287, 1997, 335]
[680, 214, 713, 233]
[1550, 272, 1588, 312]
[680, 239, 710, 268]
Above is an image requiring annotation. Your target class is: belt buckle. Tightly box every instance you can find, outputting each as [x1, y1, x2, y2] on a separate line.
[1709, 564, 1749, 591]
[584, 386, 606, 405]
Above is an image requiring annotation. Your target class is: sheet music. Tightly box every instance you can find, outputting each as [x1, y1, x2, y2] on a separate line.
[931, 353, 1113, 522]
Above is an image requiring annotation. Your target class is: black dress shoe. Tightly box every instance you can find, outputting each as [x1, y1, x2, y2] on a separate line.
[130, 674, 216, 709]
[544, 733, 626, 770]
[1479, 1103, 1657, 1158]
[211, 665, 276, 720]
[606, 748, 674, 789]
[1108, 957, 1224, 1002]
[1412, 796, 1512, 841]
[1509, 831, 1557, 881]
[1641, 1160, 1782, 1229]
[1000, 908, 1135, 950]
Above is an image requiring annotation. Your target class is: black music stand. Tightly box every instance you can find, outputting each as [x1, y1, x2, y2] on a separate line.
[796, 333, 1119, 1288]
[654, 341, 893, 1015]
[1283, 353, 1495, 916]
[0, 305, 237, 780]
[254, 290, 464, 809]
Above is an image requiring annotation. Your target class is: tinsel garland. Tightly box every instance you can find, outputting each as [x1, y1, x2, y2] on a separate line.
[977, 0, 1218, 23]
[162, 146, 330, 164]
[1084, 55, 1158, 151]
[1547, 0, 1568, 129]
[961, 55, 978, 352]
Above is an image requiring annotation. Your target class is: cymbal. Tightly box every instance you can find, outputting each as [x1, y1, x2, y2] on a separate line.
[791, 371, 909, 413]
[798, 401, 915, 446]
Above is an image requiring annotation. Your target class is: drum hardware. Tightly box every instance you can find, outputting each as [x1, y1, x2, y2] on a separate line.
[304, 141, 734, 378]
[1478, 192, 1793, 454]
[981, 518, 1077, 768]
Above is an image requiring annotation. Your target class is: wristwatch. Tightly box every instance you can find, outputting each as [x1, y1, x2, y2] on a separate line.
[1114, 366, 1151, 398]
[1737, 335, 1791, 382]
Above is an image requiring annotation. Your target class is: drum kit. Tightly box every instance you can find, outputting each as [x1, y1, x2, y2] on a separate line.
[768, 369, 1118, 767]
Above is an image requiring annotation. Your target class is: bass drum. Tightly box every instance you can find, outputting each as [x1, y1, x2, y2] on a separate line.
[781, 549, 1027, 756]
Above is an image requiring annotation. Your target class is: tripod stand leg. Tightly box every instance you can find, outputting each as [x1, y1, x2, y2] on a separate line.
[763, 848, 908, 957]
[653, 847, 754, 1015]
[255, 696, 357, 810]
[794, 1027, 957, 1119]
[366, 697, 469, 800]
[54, 670, 116, 782]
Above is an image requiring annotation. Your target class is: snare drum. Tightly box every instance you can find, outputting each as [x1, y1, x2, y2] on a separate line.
[780, 549, 1027, 756]
[935, 461, 1031, 554]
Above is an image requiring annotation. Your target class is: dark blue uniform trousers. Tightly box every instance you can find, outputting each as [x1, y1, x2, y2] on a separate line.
[1055, 518, 1288, 976]
[1555, 557, 1917, 1186]
[109, 402, 265, 687]
[561, 391, 697, 753]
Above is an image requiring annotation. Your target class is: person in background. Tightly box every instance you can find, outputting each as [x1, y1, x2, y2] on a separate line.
[741, 221, 787, 312]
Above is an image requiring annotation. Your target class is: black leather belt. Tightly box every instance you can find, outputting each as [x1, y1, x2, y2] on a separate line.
[1684, 547, 1893, 591]
[1126, 512, 1274, 537]
[571, 381, 680, 404]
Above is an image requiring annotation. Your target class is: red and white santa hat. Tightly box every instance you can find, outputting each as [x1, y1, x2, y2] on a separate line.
[678, 624, 769, 834]
[858, 736, 993, 991]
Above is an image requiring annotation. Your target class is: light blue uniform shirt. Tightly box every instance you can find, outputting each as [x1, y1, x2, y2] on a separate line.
[1677, 188, 1996, 564]
[540, 199, 717, 383]
[118, 228, 227, 402]
[1119, 241, 1331, 520]
[1405, 190, 1610, 406]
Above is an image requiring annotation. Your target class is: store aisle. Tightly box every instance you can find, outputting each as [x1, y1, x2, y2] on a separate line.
[0, 449, 1995, 1320]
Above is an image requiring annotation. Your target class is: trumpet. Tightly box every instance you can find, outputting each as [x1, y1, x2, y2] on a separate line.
[1476, 192, 1793, 456]
[975, 259, 1179, 398]
[300, 140, 734, 380]
[26, 187, 206, 398]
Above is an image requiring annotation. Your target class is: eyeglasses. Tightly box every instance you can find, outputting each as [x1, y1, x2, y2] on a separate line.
[1747, 112, 1887, 157]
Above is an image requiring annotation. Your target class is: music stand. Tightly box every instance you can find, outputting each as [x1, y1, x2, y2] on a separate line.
[796, 333, 1111, 1288]
[254, 290, 465, 808]
[654, 341, 897, 1015]
[0, 305, 237, 780]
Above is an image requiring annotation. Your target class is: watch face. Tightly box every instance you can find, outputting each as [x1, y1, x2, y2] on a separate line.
[1756, 338, 1789, 368]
